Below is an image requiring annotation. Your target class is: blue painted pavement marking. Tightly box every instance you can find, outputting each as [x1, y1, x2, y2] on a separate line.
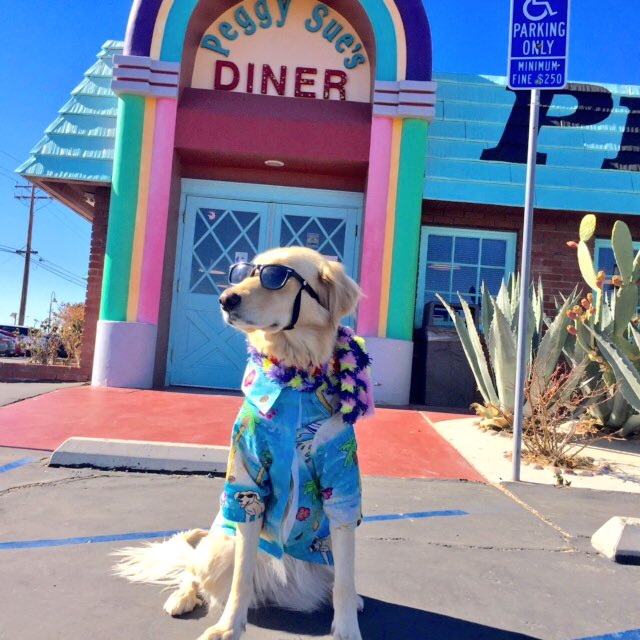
[0, 530, 183, 551]
[0, 457, 40, 475]
[364, 509, 468, 523]
[578, 631, 640, 640]
[0, 509, 470, 551]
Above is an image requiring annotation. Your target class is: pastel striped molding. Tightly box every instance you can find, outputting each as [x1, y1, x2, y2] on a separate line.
[373, 80, 437, 120]
[112, 55, 180, 98]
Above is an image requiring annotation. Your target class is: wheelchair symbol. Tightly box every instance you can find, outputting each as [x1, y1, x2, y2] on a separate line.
[523, 0, 558, 21]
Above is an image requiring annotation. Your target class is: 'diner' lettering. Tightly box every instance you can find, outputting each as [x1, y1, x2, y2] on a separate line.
[213, 60, 350, 100]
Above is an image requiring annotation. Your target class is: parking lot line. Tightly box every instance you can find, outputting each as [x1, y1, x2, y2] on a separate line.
[364, 509, 468, 522]
[578, 631, 640, 640]
[0, 457, 40, 475]
[0, 509, 470, 551]
[0, 530, 184, 550]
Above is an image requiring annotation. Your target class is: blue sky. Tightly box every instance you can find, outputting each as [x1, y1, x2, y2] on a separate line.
[1, 0, 639, 326]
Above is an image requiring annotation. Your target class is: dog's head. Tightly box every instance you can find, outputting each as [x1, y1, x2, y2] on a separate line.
[219, 247, 361, 335]
[234, 491, 260, 507]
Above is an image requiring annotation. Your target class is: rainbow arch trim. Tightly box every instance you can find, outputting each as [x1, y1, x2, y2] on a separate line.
[124, 0, 432, 82]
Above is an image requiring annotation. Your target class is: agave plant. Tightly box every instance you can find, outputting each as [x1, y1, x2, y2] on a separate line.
[566, 214, 640, 435]
[437, 278, 578, 430]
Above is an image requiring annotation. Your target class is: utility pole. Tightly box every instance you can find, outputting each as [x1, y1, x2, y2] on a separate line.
[14, 184, 50, 325]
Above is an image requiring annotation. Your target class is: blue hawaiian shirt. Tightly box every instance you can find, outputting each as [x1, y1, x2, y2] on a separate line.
[213, 359, 363, 566]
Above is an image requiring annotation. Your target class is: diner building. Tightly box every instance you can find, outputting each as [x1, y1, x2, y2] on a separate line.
[15, 0, 640, 405]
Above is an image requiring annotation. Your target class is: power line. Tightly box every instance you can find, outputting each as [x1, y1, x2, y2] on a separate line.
[34, 261, 87, 287]
[1, 243, 85, 281]
[38, 256, 87, 282]
[0, 168, 19, 184]
[0, 149, 23, 163]
[34, 259, 86, 288]
[49, 207, 90, 241]
[10, 248, 87, 288]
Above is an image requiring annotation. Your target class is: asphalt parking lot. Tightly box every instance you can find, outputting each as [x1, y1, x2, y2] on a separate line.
[2, 447, 640, 640]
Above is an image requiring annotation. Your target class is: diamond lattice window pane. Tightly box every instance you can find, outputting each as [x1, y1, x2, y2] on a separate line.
[189, 208, 263, 295]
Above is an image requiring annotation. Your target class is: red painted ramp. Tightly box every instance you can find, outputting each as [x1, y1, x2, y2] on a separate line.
[357, 409, 483, 480]
[0, 386, 483, 481]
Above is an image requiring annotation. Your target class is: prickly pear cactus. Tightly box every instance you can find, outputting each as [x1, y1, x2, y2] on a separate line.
[568, 214, 640, 435]
[579, 214, 597, 242]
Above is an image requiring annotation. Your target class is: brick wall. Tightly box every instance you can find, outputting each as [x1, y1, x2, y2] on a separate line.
[78, 186, 110, 377]
[0, 362, 91, 383]
[0, 187, 110, 383]
[422, 200, 640, 311]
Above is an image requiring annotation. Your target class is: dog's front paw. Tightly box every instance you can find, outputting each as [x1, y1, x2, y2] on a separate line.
[331, 615, 362, 640]
[197, 621, 245, 640]
[163, 588, 203, 617]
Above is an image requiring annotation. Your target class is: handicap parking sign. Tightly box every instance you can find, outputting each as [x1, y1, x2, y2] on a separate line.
[508, 0, 570, 89]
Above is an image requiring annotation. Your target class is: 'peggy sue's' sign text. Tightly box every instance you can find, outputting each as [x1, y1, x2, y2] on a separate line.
[191, 0, 371, 102]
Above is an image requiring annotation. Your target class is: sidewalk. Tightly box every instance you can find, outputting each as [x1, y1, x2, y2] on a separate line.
[432, 417, 640, 493]
[0, 384, 483, 481]
[0, 380, 83, 407]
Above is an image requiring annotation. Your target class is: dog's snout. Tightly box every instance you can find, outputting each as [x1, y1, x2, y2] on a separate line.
[220, 292, 241, 312]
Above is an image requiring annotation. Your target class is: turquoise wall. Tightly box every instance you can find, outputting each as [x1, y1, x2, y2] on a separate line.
[426, 73, 640, 215]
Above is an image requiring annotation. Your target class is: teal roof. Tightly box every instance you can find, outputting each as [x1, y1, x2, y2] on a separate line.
[426, 72, 640, 215]
[16, 40, 122, 183]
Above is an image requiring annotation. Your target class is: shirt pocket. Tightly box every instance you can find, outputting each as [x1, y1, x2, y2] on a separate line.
[300, 390, 335, 425]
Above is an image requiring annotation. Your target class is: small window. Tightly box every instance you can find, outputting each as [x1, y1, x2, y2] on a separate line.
[415, 226, 517, 327]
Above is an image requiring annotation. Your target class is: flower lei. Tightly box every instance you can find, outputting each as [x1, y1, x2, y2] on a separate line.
[247, 326, 373, 424]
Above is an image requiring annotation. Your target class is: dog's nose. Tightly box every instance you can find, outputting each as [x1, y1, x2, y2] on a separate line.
[219, 292, 241, 312]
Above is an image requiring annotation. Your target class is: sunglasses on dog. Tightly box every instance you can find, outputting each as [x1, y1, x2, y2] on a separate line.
[228, 262, 313, 291]
[228, 262, 323, 331]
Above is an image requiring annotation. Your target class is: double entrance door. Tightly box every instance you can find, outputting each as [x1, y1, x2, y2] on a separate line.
[167, 181, 363, 389]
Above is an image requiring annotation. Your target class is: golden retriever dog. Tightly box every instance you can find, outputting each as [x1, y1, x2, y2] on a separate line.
[114, 247, 373, 640]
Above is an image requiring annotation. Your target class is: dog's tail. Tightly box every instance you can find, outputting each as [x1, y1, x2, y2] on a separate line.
[112, 529, 208, 586]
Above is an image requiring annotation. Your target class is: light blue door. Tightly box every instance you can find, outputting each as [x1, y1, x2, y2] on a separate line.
[274, 203, 359, 279]
[168, 197, 269, 389]
[168, 186, 362, 389]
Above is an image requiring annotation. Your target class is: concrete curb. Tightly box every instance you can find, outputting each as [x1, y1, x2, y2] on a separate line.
[49, 437, 229, 475]
[592, 516, 640, 565]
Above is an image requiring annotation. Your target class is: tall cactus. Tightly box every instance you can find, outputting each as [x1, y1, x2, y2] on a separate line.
[569, 215, 640, 435]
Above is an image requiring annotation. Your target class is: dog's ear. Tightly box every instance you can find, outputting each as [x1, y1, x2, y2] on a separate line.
[319, 260, 361, 325]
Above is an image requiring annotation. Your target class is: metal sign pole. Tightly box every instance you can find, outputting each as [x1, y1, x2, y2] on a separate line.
[512, 87, 540, 481]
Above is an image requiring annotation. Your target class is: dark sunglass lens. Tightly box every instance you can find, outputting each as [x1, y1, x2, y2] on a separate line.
[229, 262, 253, 284]
[261, 265, 289, 289]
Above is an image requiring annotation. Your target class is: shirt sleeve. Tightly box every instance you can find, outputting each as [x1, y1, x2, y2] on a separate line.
[313, 422, 362, 529]
[221, 404, 271, 524]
